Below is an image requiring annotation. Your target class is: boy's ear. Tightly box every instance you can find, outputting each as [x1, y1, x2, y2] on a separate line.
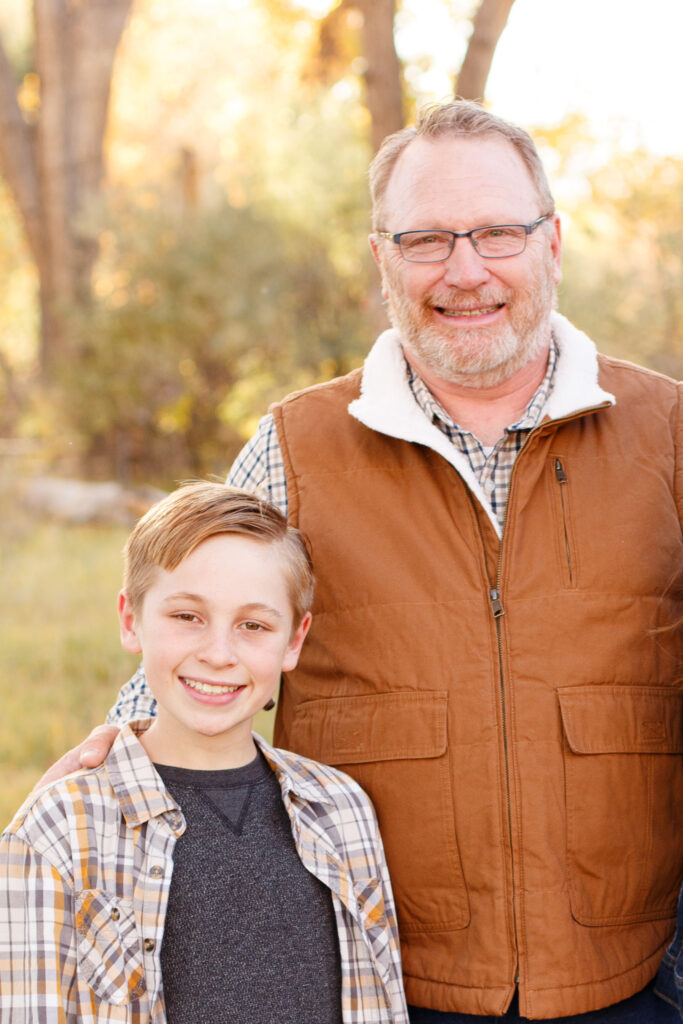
[118, 591, 143, 655]
[281, 611, 312, 672]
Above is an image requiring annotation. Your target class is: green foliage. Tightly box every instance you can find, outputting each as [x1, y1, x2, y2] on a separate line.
[558, 152, 683, 377]
[62, 191, 372, 484]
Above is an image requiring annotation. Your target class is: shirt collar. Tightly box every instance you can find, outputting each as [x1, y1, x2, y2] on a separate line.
[407, 337, 558, 437]
[256, 734, 337, 806]
[105, 723, 336, 826]
[105, 721, 181, 827]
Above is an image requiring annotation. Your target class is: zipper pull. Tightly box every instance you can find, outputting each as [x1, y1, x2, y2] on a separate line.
[490, 588, 505, 617]
[555, 458, 567, 483]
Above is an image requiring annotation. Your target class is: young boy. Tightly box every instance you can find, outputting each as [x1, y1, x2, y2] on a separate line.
[0, 483, 408, 1024]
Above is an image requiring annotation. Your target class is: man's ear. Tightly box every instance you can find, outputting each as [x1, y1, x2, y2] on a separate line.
[549, 214, 562, 285]
[368, 235, 390, 300]
[118, 591, 142, 655]
[281, 611, 312, 672]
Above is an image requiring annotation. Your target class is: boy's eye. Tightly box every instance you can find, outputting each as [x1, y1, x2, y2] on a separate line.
[174, 612, 200, 623]
[242, 621, 265, 632]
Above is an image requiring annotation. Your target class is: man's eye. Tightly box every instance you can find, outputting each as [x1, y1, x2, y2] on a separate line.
[478, 226, 520, 239]
[406, 232, 445, 247]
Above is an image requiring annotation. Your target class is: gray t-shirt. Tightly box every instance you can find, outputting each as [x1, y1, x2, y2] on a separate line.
[156, 752, 343, 1023]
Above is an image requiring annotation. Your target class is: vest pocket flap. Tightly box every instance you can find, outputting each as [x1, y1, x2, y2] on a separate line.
[558, 685, 683, 754]
[292, 690, 448, 764]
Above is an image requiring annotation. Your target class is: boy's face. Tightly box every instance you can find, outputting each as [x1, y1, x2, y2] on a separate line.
[118, 534, 311, 769]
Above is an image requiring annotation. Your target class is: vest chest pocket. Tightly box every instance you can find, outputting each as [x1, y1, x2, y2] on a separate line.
[75, 890, 147, 1006]
[558, 685, 683, 926]
[291, 690, 470, 933]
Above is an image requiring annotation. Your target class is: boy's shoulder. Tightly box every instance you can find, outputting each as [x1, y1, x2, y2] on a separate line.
[258, 736, 377, 818]
[3, 723, 169, 869]
[2, 763, 116, 871]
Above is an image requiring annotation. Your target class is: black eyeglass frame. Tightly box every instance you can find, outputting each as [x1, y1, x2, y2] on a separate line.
[376, 215, 552, 262]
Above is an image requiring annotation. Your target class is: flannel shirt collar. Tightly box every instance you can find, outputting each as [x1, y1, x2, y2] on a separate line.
[104, 723, 336, 830]
[408, 338, 558, 440]
[257, 734, 337, 807]
[347, 312, 615, 537]
[104, 721, 181, 828]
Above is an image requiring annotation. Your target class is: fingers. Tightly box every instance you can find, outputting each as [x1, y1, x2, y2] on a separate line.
[78, 725, 120, 768]
[33, 725, 121, 790]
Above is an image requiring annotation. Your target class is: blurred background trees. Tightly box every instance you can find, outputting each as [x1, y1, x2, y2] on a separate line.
[0, 0, 681, 487]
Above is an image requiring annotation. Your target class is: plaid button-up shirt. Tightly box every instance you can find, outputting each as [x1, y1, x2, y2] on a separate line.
[227, 343, 557, 532]
[0, 723, 408, 1024]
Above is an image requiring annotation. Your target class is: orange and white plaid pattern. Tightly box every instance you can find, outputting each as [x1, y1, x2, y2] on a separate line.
[0, 723, 408, 1023]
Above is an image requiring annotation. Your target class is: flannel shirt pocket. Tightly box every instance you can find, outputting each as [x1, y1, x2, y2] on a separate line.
[75, 890, 147, 1005]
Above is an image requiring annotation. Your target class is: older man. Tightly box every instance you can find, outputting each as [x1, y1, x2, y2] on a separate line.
[66, 103, 683, 1021]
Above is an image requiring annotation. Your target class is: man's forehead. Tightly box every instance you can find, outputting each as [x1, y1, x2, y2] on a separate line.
[383, 134, 540, 226]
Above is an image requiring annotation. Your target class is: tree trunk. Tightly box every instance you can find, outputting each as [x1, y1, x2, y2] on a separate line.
[355, 0, 404, 153]
[456, 0, 516, 102]
[0, 0, 132, 379]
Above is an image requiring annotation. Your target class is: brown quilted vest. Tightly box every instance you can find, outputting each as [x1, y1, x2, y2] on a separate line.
[271, 354, 683, 1018]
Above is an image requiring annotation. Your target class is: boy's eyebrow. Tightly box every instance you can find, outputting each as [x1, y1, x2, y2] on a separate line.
[240, 602, 285, 619]
[161, 594, 284, 618]
[161, 592, 208, 604]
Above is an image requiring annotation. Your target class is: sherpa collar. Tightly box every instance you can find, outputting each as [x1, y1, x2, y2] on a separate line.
[347, 311, 615, 537]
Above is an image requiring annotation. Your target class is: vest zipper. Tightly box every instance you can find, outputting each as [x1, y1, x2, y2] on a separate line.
[468, 411, 609, 1005]
[467, 492, 520, 986]
[491, 494, 521, 991]
[554, 458, 574, 585]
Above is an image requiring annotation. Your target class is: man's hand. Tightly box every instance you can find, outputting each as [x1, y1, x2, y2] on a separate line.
[35, 725, 120, 789]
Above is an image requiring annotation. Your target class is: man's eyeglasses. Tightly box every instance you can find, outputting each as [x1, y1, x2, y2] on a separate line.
[376, 215, 552, 262]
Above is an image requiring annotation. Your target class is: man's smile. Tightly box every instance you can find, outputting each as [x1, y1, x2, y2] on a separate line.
[435, 303, 505, 318]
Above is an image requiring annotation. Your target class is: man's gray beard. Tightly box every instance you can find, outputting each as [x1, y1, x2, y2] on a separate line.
[384, 261, 557, 390]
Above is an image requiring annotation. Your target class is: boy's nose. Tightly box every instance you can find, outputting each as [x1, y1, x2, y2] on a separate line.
[198, 629, 238, 667]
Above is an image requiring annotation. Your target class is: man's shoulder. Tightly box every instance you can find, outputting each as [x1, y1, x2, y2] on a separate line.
[271, 365, 364, 414]
[597, 351, 680, 393]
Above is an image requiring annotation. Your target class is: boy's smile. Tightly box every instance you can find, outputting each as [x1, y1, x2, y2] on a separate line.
[118, 534, 310, 769]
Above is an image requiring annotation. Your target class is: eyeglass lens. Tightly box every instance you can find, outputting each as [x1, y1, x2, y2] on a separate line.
[400, 225, 529, 261]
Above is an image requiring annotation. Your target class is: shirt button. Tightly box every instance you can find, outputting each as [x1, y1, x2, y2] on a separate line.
[143, 938, 155, 952]
[149, 865, 164, 878]
[169, 816, 183, 831]
[110, 907, 120, 921]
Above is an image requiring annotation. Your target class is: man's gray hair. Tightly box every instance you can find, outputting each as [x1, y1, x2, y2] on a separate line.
[369, 101, 555, 230]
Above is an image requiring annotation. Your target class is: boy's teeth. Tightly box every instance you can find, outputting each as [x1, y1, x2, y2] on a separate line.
[184, 678, 240, 695]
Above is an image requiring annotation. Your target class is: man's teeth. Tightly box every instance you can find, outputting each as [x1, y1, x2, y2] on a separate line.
[440, 305, 500, 317]
[183, 678, 241, 695]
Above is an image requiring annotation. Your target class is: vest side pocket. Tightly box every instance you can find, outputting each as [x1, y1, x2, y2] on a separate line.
[558, 685, 683, 926]
[290, 690, 470, 933]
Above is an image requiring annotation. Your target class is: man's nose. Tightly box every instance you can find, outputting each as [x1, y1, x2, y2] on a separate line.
[440, 238, 491, 290]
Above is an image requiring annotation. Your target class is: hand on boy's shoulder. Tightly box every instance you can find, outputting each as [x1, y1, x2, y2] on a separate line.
[34, 724, 120, 789]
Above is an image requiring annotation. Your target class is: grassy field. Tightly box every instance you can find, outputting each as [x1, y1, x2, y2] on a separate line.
[0, 512, 275, 829]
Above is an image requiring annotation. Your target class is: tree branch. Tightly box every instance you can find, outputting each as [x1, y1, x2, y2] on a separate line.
[456, 0, 516, 102]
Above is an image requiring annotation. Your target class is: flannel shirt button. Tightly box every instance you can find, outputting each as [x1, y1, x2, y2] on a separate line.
[149, 865, 164, 878]
[169, 816, 182, 830]
[110, 907, 120, 921]
[131, 979, 146, 997]
[143, 938, 155, 952]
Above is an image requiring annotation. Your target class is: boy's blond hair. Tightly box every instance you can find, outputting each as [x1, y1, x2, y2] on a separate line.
[123, 482, 314, 624]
